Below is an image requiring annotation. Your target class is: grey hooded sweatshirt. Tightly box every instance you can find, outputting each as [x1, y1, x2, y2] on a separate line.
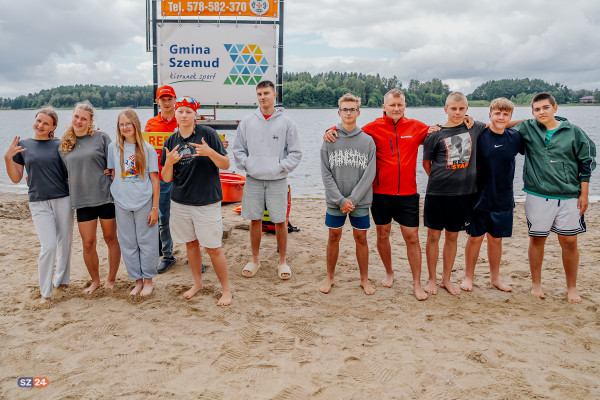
[321, 124, 376, 209]
[233, 107, 302, 180]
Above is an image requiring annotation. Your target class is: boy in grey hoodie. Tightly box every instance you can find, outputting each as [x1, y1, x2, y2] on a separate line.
[233, 80, 302, 280]
[320, 93, 377, 295]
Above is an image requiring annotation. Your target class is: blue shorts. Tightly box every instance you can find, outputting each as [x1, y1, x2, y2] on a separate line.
[325, 208, 370, 230]
[467, 209, 513, 238]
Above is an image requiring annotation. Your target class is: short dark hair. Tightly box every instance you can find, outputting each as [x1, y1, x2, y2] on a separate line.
[531, 92, 556, 108]
[256, 80, 275, 90]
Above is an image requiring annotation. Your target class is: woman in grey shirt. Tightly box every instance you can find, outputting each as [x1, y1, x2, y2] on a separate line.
[59, 101, 121, 294]
[4, 107, 74, 303]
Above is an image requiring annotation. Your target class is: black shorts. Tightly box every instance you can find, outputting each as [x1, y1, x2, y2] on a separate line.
[466, 209, 514, 238]
[371, 193, 420, 227]
[424, 194, 477, 232]
[76, 202, 116, 223]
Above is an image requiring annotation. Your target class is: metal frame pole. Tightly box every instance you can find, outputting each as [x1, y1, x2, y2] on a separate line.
[277, 0, 284, 106]
[152, 0, 159, 116]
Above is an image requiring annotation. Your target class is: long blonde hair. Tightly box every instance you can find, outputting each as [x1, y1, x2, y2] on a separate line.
[35, 107, 59, 139]
[59, 101, 95, 153]
[116, 109, 147, 179]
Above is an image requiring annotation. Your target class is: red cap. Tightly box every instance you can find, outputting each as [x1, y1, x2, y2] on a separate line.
[156, 85, 176, 100]
[174, 96, 200, 112]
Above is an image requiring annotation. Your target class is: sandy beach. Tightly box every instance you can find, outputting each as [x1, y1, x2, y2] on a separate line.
[0, 193, 599, 399]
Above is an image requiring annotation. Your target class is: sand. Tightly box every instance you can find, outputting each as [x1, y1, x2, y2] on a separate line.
[0, 193, 599, 399]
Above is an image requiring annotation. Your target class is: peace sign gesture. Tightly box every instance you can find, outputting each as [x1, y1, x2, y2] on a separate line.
[4, 136, 26, 160]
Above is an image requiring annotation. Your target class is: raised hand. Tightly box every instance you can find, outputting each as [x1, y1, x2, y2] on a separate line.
[4, 136, 26, 159]
[190, 138, 213, 157]
[164, 145, 182, 165]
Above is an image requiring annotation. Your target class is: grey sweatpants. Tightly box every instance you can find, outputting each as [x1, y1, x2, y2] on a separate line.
[29, 196, 74, 299]
[115, 199, 159, 280]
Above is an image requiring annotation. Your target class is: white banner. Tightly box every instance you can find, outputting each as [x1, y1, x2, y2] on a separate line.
[157, 23, 277, 106]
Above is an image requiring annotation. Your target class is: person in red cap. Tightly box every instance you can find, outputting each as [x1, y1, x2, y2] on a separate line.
[145, 85, 179, 274]
[160, 96, 232, 306]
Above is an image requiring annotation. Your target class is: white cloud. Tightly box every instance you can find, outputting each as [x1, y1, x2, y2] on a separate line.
[0, 0, 599, 97]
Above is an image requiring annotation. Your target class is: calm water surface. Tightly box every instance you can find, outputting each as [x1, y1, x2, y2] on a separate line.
[1, 106, 599, 200]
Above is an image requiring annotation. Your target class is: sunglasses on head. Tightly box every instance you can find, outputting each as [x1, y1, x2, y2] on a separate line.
[176, 96, 197, 104]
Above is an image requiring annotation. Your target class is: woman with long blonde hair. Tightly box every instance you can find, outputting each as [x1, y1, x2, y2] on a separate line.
[4, 107, 74, 303]
[107, 109, 160, 296]
[59, 101, 121, 294]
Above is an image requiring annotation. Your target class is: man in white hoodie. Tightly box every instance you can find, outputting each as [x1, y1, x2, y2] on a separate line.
[233, 80, 302, 279]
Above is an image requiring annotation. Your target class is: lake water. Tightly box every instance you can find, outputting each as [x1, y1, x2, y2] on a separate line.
[1, 106, 599, 200]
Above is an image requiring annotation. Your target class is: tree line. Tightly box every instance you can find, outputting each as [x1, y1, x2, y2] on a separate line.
[1, 76, 599, 110]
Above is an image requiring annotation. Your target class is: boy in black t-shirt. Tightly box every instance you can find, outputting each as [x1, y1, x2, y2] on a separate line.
[460, 98, 522, 293]
[422, 92, 486, 295]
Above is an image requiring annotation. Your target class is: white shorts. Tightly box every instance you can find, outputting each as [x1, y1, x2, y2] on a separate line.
[525, 194, 586, 237]
[170, 201, 223, 248]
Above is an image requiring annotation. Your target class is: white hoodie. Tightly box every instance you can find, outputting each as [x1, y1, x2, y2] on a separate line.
[233, 107, 302, 180]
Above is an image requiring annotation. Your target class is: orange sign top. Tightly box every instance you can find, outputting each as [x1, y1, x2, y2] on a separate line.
[161, 1, 278, 18]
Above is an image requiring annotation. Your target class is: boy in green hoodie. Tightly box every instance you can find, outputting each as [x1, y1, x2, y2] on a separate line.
[515, 92, 596, 303]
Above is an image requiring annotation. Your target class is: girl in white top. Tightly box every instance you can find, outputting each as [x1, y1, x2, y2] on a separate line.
[107, 109, 160, 296]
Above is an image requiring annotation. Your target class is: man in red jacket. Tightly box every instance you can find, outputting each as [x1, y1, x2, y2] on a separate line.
[326, 89, 431, 300]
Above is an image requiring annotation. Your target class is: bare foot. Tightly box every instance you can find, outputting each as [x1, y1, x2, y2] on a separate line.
[413, 284, 428, 301]
[140, 279, 153, 297]
[360, 280, 375, 295]
[58, 284, 69, 288]
[461, 277, 473, 292]
[183, 284, 203, 299]
[320, 278, 335, 294]
[440, 280, 461, 295]
[567, 287, 581, 303]
[104, 280, 116, 289]
[381, 273, 394, 288]
[83, 281, 101, 294]
[130, 280, 143, 296]
[217, 290, 232, 306]
[491, 279, 512, 292]
[530, 284, 545, 299]
[40, 297, 50, 304]
[424, 280, 438, 295]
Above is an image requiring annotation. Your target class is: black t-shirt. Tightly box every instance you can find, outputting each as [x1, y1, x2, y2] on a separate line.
[423, 121, 486, 196]
[474, 128, 523, 211]
[13, 138, 69, 202]
[160, 125, 226, 206]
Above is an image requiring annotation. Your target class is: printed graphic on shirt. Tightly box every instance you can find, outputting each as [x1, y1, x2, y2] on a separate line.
[443, 132, 472, 169]
[328, 148, 368, 170]
[120, 154, 139, 179]
[177, 143, 197, 165]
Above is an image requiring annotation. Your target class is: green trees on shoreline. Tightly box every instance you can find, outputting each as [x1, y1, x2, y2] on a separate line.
[1, 75, 598, 110]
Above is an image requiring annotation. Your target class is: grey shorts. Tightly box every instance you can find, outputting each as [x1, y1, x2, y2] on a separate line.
[241, 176, 288, 223]
[525, 194, 586, 237]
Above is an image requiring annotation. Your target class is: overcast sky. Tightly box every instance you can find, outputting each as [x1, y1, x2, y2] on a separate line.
[1, 0, 599, 98]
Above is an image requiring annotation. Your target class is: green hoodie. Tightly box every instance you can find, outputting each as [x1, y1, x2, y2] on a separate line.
[515, 116, 596, 199]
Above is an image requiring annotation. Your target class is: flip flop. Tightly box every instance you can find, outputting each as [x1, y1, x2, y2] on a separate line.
[278, 263, 292, 280]
[242, 262, 260, 278]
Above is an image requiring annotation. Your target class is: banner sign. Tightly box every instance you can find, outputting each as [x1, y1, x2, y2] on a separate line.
[157, 23, 276, 106]
[161, 0, 278, 18]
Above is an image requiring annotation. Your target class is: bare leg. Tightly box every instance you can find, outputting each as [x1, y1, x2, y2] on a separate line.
[487, 234, 511, 291]
[320, 228, 341, 294]
[440, 230, 461, 295]
[242, 219, 262, 277]
[99, 218, 121, 289]
[140, 278, 153, 296]
[376, 223, 394, 287]
[425, 228, 441, 294]
[400, 225, 426, 300]
[354, 228, 374, 295]
[78, 219, 101, 294]
[130, 279, 143, 295]
[528, 236, 547, 299]
[462, 234, 484, 291]
[557, 234, 580, 303]
[205, 247, 232, 306]
[275, 221, 289, 278]
[183, 240, 203, 299]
